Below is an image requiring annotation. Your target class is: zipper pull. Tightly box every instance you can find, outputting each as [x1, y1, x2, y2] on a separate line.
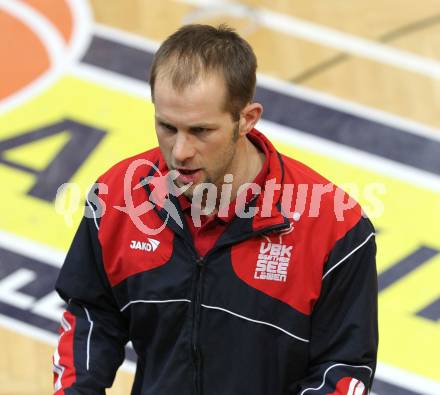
[196, 256, 204, 267]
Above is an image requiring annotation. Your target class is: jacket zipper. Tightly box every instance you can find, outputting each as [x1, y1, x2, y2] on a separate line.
[186, 223, 289, 395]
[192, 255, 204, 395]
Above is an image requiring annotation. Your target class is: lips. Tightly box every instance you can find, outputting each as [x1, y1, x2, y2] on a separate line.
[176, 168, 202, 184]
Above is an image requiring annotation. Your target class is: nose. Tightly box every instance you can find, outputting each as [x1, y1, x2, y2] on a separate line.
[172, 131, 196, 164]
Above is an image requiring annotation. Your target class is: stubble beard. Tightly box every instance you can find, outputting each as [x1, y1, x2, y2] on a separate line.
[182, 124, 239, 207]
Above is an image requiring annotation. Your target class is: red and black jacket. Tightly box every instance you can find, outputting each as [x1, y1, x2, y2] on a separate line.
[54, 130, 378, 395]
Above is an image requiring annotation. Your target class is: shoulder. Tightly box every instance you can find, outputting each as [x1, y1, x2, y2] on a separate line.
[278, 152, 363, 225]
[279, 153, 333, 186]
[88, 147, 165, 213]
[277, 151, 374, 270]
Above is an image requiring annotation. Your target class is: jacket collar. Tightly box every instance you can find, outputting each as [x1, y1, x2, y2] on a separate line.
[141, 129, 290, 243]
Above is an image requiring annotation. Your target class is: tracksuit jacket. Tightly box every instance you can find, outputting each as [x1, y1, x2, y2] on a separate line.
[53, 129, 378, 395]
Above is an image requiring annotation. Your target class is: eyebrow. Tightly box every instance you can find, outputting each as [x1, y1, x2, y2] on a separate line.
[155, 116, 217, 129]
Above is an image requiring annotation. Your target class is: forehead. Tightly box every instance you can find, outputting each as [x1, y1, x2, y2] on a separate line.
[153, 73, 230, 123]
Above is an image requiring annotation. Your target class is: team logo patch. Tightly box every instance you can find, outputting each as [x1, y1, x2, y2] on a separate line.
[254, 225, 294, 283]
[254, 241, 293, 282]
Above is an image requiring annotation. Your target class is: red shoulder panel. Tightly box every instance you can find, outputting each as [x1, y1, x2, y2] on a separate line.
[232, 153, 362, 315]
[97, 149, 174, 287]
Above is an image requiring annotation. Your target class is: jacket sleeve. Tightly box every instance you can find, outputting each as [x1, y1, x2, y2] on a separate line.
[296, 217, 378, 395]
[53, 200, 129, 394]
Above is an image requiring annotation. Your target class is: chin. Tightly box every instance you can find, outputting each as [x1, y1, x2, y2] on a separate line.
[182, 181, 208, 202]
[182, 188, 194, 200]
[176, 175, 210, 202]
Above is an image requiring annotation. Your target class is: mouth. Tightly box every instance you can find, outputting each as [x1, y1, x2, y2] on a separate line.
[177, 168, 199, 175]
[175, 168, 202, 184]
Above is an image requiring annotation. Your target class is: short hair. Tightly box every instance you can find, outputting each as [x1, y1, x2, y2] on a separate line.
[149, 24, 257, 121]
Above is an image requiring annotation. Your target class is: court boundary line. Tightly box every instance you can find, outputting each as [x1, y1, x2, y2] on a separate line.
[72, 62, 151, 98]
[0, 0, 64, 64]
[377, 363, 440, 395]
[0, 230, 65, 268]
[70, 62, 440, 193]
[65, 0, 94, 66]
[95, 23, 160, 52]
[258, 119, 440, 193]
[93, 23, 440, 144]
[256, 74, 440, 144]
[0, 0, 93, 116]
[175, 0, 440, 79]
[0, 313, 137, 373]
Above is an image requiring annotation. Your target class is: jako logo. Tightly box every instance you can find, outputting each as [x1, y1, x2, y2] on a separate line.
[130, 238, 160, 252]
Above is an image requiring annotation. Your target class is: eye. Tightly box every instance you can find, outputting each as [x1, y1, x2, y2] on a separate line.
[159, 122, 177, 133]
[190, 127, 211, 134]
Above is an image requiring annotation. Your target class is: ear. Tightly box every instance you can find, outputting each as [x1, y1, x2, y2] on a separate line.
[239, 102, 263, 136]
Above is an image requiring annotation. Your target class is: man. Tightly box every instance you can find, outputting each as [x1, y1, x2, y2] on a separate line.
[53, 24, 378, 394]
